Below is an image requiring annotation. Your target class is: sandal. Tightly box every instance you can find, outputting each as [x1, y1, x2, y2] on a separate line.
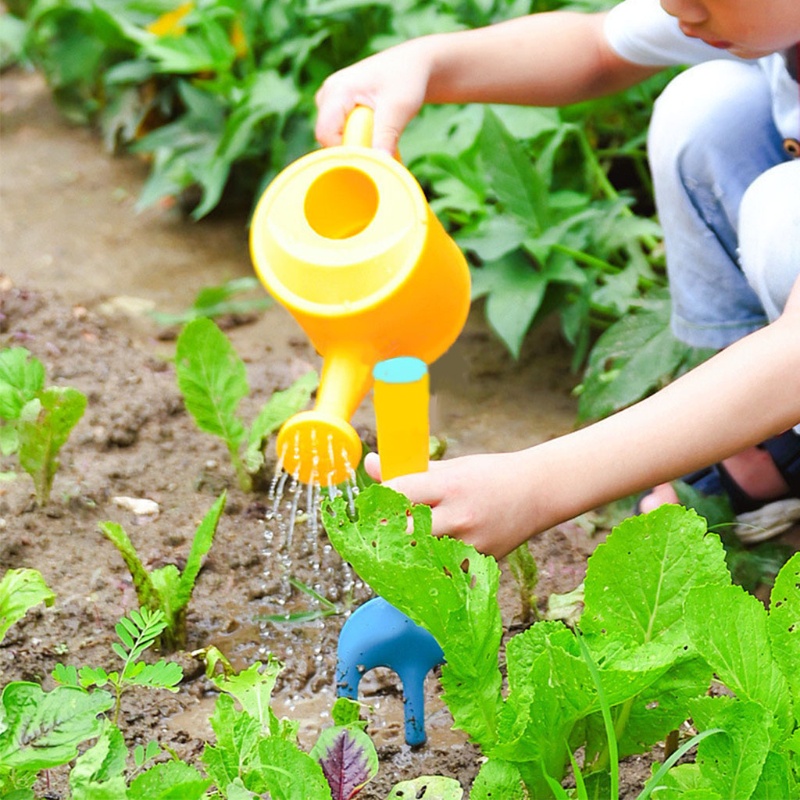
[639, 429, 800, 543]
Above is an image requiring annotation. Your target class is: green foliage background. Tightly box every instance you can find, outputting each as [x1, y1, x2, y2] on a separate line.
[5, 0, 711, 420]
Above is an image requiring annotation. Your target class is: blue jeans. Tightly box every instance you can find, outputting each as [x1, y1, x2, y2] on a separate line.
[648, 59, 799, 350]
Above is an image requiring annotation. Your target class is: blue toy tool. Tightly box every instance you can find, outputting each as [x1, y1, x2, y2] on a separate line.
[336, 597, 444, 747]
[335, 357, 445, 746]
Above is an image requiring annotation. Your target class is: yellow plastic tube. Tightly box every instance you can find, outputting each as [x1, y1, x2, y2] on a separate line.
[372, 357, 429, 481]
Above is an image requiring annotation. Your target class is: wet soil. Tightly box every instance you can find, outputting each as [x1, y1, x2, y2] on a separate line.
[1, 68, 796, 798]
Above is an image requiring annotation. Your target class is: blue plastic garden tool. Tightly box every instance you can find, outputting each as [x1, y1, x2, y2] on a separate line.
[336, 357, 445, 747]
[336, 596, 445, 747]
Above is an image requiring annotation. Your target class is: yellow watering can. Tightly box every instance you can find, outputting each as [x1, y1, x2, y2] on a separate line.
[249, 106, 470, 486]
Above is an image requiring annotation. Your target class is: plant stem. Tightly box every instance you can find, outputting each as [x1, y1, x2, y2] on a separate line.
[576, 632, 619, 798]
[229, 446, 253, 492]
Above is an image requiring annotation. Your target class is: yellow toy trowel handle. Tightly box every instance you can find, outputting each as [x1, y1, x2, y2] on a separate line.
[372, 357, 429, 481]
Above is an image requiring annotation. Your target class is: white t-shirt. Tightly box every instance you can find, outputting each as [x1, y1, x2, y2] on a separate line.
[604, 0, 799, 142]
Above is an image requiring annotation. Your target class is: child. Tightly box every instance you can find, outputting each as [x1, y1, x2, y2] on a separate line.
[315, 0, 800, 559]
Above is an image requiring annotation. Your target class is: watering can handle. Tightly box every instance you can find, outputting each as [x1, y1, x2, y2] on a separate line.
[343, 105, 375, 148]
[342, 105, 402, 160]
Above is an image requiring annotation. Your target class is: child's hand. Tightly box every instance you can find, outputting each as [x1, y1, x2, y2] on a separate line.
[364, 450, 541, 560]
[314, 40, 433, 155]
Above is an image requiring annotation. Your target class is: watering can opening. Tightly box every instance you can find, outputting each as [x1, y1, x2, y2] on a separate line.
[304, 166, 380, 241]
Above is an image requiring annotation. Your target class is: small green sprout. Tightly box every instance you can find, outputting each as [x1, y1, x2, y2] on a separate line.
[99, 492, 226, 651]
[0, 347, 87, 505]
[174, 318, 318, 491]
[53, 607, 182, 725]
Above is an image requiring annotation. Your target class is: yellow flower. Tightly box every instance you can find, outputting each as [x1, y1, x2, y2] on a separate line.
[146, 1, 194, 37]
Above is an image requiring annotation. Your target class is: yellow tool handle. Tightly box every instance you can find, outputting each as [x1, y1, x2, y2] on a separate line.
[373, 357, 430, 481]
[342, 105, 402, 161]
[343, 105, 374, 148]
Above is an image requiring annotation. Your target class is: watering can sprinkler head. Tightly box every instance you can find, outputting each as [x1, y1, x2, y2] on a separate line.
[250, 106, 470, 486]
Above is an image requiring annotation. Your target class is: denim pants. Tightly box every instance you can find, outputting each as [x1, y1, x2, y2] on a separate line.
[648, 59, 799, 350]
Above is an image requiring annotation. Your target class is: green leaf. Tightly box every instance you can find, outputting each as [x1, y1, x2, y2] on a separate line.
[176, 491, 226, 609]
[456, 212, 529, 263]
[0, 13, 27, 71]
[581, 506, 730, 652]
[68, 726, 127, 799]
[128, 759, 211, 799]
[685, 583, 794, 742]
[127, 659, 183, 691]
[257, 737, 333, 800]
[202, 693, 262, 792]
[750, 749, 799, 800]
[490, 622, 593, 782]
[221, 778, 259, 800]
[577, 299, 710, 422]
[175, 318, 248, 452]
[767, 553, 800, 704]
[479, 107, 549, 233]
[386, 776, 464, 799]
[243, 371, 318, 472]
[330, 697, 364, 728]
[690, 696, 772, 800]
[0, 348, 45, 420]
[150, 277, 271, 327]
[211, 659, 283, 732]
[470, 759, 528, 799]
[17, 386, 86, 505]
[323, 486, 503, 750]
[0, 683, 113, 771]
[98, 522, 161, 612]
[0, 568, 55, 643]
[473, 251, 547, 358]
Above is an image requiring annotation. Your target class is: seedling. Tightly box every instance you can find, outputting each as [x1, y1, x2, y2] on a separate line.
[256, 576, 346, 625]
[99, 492, 226, 651]
[175, 318, 318, 491]
[53, 607, 182, 724]
[198, 645, 468, 799]
[1, 607, 192, 799]
[324, 488, 800, 798]
[150, 276, 272, 327]
[0, 347, 87, 505]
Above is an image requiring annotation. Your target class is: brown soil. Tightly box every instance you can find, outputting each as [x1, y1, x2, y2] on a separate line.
[1, 67, 797, 799]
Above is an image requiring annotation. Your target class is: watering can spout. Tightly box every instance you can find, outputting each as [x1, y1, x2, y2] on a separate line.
[250, 106, 470, 485]
[275, 354, 371, 486]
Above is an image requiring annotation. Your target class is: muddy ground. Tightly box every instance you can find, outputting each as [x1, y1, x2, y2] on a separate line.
[1, 67, 797, 798]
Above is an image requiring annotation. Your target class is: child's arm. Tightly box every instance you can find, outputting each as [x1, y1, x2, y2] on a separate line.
[315, 11, 661, 153]
[370, 278, 800, 559]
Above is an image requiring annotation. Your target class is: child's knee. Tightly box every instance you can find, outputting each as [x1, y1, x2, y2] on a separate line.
[740, 162, 800, 320]
[648, 61, 770, 179]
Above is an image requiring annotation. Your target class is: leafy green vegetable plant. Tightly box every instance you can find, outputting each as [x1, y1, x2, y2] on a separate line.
[506, 541, 539, 625]
[175, 317, 318, 491]
[197, 645, 472, 799]
[10, 0, 688, 414]
[99, 491, 226, 651]
[0, 346, 87, 505]
[0, 607, 193, 799]
[323, 488, 800, 798]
